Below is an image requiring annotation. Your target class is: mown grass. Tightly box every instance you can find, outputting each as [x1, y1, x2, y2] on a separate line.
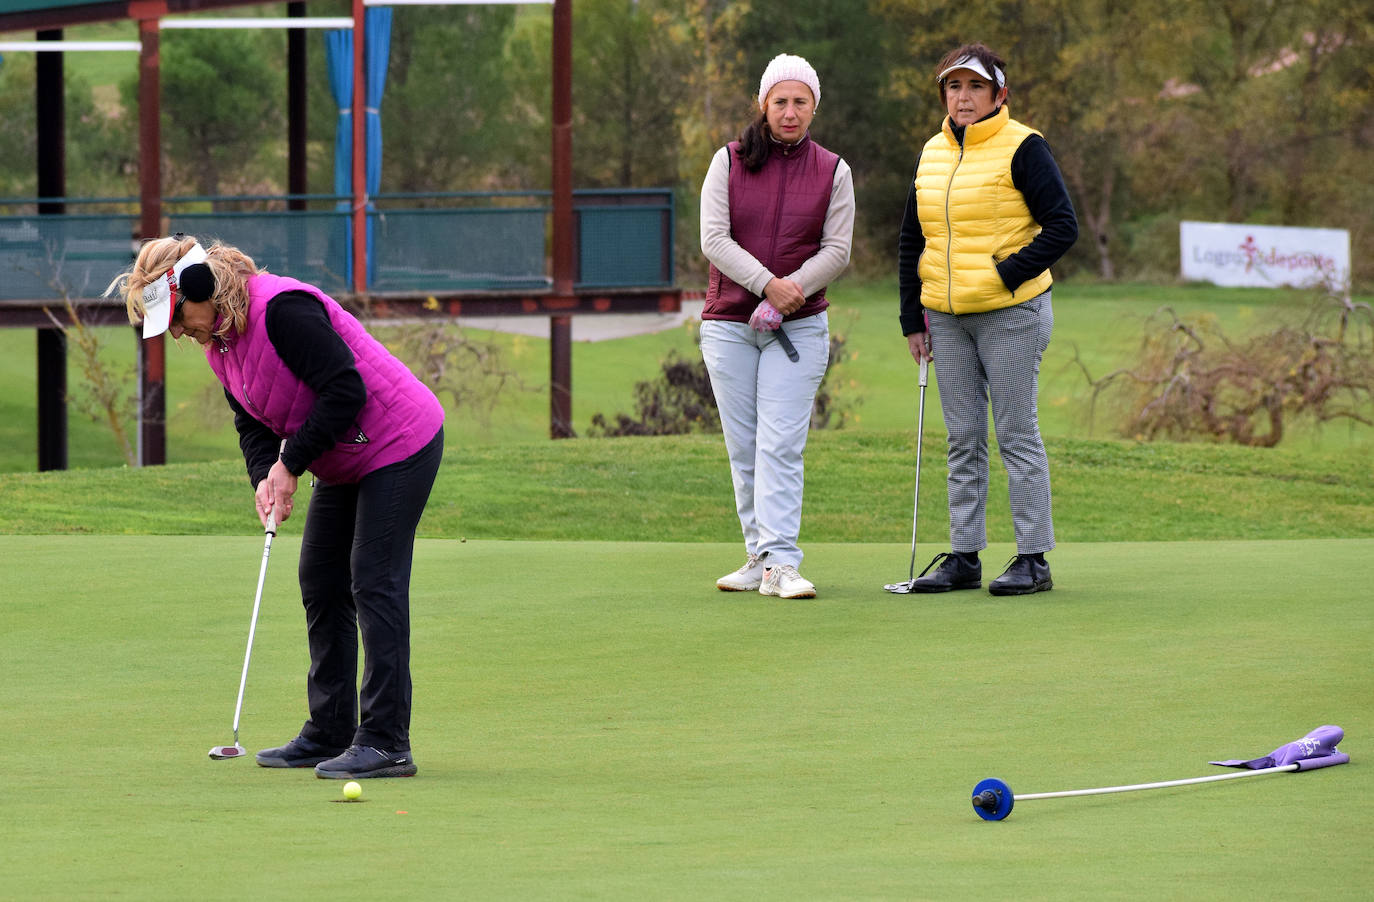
[3, 279, 1369, 473]
[1, 534, 1370, 900]
[2, 430, 1370, 541]
[2, 281, 1370, 901]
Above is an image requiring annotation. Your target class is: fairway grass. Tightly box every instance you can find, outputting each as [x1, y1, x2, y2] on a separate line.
[2, 536, 1369, 900]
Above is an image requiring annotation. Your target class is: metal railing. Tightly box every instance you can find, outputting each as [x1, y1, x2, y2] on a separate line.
[0, 188, 675, 301]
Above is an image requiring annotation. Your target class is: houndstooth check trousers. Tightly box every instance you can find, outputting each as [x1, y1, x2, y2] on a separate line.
[925, 291, 1055, 555]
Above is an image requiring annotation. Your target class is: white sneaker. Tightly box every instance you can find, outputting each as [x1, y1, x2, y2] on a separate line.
[759, 564, 816, 599]
[717, 554, 764, 591]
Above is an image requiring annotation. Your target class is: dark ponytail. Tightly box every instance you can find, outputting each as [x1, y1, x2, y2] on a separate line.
[734, 110, 772, 172]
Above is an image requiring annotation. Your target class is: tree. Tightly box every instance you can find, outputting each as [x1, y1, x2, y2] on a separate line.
[571, 0, 691, 189]
[734, 0, 912, 268]
[675, 0, 752, 162]
[1124, 0, 1374, 285]
[0, 58, 135, 199]
[1014, 1, 1185, 281]
[125, 29, 286, 199]
[380, 5, 532, 191]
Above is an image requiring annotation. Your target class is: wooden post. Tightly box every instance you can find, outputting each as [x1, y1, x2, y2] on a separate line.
[549, 0, 574, 438]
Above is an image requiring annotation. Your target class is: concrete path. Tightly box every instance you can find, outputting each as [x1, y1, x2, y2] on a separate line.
[457, 300, 705, 342]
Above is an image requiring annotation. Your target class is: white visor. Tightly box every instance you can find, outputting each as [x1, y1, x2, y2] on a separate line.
[937, 56, 1005, 89]
[140, 242, 208, 339]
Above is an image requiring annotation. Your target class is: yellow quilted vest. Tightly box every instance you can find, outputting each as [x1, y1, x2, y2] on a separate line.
[915, 106, 1054, 314]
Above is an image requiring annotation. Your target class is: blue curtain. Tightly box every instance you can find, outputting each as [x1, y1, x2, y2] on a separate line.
[365, 8, 392, 206]
[324, 27, 354, 285]
[324, 7, 391, 287]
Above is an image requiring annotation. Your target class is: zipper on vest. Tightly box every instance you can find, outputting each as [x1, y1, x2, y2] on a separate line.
[769, 160, 788, 277]
[944, 140, 964, 314]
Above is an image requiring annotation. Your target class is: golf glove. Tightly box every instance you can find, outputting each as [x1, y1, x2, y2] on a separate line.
[748, 301, 783, 332]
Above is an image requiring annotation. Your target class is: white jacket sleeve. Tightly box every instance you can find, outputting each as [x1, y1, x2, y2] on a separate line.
[699, 146, 774, 298]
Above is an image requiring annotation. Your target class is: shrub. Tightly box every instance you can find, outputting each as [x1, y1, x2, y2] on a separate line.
[1073, 288, 1373, 446]
[587, 318, 861, 437]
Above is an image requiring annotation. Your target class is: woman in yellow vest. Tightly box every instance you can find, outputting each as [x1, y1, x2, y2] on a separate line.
[898, 42, 1078, 595]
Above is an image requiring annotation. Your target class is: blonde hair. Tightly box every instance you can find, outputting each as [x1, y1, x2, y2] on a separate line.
[105, 235, 261, 339]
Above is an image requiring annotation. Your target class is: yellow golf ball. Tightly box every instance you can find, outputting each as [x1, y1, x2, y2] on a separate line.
[343, 781, 363, 801]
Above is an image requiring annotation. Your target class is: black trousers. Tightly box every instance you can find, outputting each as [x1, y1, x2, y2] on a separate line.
[296, 428, 443, 751]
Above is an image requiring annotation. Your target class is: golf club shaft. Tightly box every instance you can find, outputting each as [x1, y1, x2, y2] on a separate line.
[1018, 763, 1302, 800]
[906, 357, 929, 581]
[775, 327, 800, 362]
[230, 513, 277, 741]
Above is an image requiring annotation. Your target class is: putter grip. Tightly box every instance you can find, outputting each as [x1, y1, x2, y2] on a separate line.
[918, 357, 929, 387]
[776, 327, 800, 362]
[265, 512, 277, 536]
[1294, 752, 1349, 771]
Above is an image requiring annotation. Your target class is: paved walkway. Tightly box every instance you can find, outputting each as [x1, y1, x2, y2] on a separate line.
[457, 300, 705, 342]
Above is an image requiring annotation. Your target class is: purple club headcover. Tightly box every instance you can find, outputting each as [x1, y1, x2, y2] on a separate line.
[1210, 725, 1344, 769]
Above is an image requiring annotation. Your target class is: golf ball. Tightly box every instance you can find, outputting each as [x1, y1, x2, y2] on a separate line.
[343, 781, 363, 801]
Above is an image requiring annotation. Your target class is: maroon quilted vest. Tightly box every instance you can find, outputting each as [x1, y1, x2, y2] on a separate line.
[704, 134, 839, 322]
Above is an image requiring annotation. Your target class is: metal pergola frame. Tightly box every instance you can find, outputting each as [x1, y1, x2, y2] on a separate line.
[1, 0, 679, 469]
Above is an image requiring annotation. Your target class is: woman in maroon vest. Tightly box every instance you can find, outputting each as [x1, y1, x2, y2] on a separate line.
[700, 54, 854, 599]
[111, 236, 444, 779]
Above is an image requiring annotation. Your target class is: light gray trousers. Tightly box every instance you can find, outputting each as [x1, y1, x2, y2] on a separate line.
[700, 312, 829, 568]
[926, 292, 1055, 554]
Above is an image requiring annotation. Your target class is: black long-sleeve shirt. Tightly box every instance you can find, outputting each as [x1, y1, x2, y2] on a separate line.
[224, 290, 367, 486]
[898, 122, 1078, 335]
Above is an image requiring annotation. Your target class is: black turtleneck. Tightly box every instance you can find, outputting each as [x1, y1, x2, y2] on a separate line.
[223, 291, 367, 486]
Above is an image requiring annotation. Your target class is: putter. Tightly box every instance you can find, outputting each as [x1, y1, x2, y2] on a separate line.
[209, 511, 278, 760]
[775, 327, 800, 362]
[884, 356, 929, 593]
[971, 752, 1350, 821]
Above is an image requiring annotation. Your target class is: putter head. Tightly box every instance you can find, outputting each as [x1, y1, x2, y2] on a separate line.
[883, 579, 918, 594]
[208, 743, 247, 760]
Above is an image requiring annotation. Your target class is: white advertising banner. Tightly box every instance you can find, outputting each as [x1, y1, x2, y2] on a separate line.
[1179, 220, 1350, 289]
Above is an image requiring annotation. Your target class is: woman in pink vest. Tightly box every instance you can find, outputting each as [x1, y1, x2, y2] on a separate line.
[700, 54, 854, 599]
[113, 236, 444, 779]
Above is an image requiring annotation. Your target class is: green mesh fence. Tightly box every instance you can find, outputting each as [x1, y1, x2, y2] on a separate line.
[371, 207, 550, 292]
[0, 213, 139, 301]
[1, 190, 673, 302]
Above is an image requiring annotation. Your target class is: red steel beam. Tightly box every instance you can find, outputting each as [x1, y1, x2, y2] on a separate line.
[137, 12, 166, 466]
[549, 0, 574, 438]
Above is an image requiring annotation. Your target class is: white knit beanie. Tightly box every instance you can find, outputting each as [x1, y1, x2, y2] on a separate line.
[757, 53, 820, 110]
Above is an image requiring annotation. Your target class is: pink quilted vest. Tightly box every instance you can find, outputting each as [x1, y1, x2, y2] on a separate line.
[704, 134, 839, 322]
[205, 273, 444, 484]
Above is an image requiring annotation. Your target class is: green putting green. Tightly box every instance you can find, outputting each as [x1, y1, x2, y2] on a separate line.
[1, 536, 1369, 899]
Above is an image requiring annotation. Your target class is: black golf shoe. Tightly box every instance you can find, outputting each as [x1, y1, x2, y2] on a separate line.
[988, 555, 1053, 596]
[907, 552, 981, 593]
[314, 745, 418, 779]
[255, 735, 348, 768]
